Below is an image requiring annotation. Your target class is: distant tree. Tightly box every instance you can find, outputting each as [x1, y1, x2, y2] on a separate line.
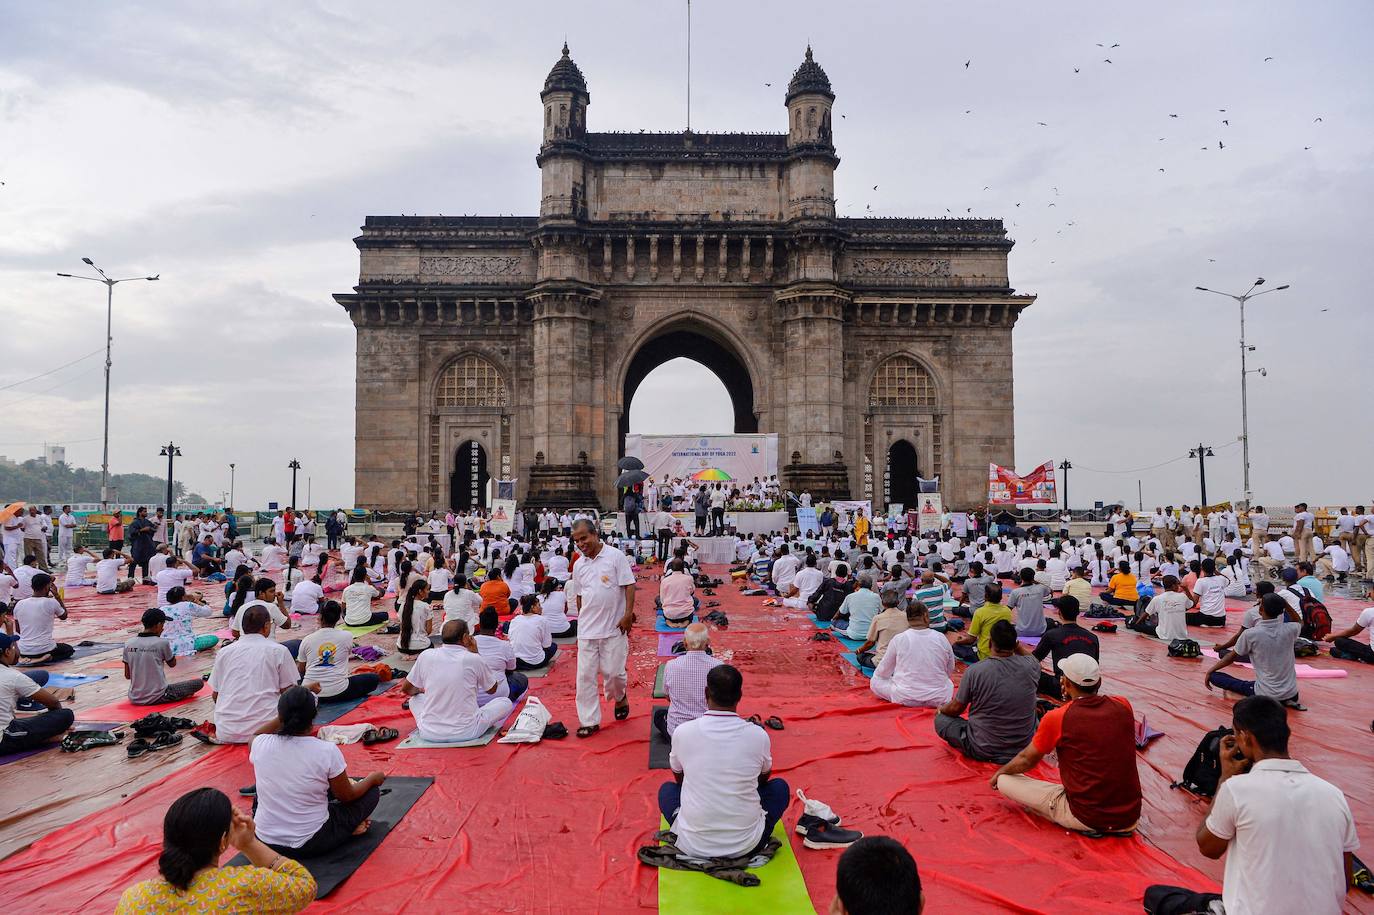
[0, 459, 203, 505]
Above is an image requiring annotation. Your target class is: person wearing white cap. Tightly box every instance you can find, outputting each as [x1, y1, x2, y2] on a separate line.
[988, 653, 1142, 836]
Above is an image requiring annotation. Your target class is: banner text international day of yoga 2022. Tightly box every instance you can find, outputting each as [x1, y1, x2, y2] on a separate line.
[623, 434, 779, 485]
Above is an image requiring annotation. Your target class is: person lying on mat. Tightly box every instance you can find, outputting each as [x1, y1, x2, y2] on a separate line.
[935, 620, 1038, 764]
[832, 574, 882, 641]
[832, 836, 924, 915]
[205, 605, 299, 745]
[474, 608, 527, 707]
[116, 787, 317, 914]
[871, 600, 954, 708]
[509, 594, 558, 671]
[0, 632, 74, 753]
[124, 608, 206, 706]
[401, 619, 514, 743]
[854, 590, 908, 671]
[951, 581, 1012, 664]
[653, 622, 722, 742]
[989, 654, 1141, 836]
[297, 601, 382, 704]
[658, 664, 791, 859]
[249, 686, 384, 858]
[657, 559, 696, 627]
[1031, 596, 1098, 699]
[1143, 696, 1359, 915]
[1205, 593, 1306, 710]
[13, 572, 73, 663]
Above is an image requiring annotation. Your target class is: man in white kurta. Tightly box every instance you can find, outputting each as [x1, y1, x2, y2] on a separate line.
[570, 519, 636, 735]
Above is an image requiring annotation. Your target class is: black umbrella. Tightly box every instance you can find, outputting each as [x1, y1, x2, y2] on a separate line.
[615, 469, 649, 489]
[617, 456, 645, 471]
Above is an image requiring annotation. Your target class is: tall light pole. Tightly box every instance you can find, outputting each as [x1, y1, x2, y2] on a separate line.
[160, 442, 181, 515]
[1195, 278, 1288, 505]
[288, 459, 302, 509]
[1189, 444, 1215, 506]
[56, 259, 159, 509]
[228, 463, 236, 508]
[1057, 459, 1072, 512]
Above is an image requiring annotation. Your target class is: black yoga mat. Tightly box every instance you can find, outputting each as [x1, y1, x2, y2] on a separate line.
[649, 708, 672, 770]
[312, 680, 398, 726]
[228, 776, 434, 897]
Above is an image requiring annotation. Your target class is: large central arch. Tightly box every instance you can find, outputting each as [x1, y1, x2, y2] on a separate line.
[619, 327, 759, 457]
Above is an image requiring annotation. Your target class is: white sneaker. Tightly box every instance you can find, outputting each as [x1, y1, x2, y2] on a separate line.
[795, 789, 841, 826]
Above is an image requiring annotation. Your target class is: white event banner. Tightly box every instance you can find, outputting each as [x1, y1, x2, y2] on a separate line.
[624, 434, 778, 485]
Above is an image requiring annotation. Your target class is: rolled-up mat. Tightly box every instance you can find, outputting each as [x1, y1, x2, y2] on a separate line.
[227, 776, 434, 897]
[657, 820, 812, 914]
[653, 663, 667, 699]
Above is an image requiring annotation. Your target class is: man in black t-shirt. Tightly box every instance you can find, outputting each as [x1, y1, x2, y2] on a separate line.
[1032, 596, 1099, 699]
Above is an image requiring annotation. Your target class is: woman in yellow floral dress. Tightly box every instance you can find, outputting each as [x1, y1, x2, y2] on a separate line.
[116, 787, 315, 913]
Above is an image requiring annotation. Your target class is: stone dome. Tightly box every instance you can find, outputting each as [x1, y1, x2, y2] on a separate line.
[543, 42, 587, 96]
[785, 45, 834, 103]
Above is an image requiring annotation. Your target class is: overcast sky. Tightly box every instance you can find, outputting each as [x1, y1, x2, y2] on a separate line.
[1, 1, 1369, 509]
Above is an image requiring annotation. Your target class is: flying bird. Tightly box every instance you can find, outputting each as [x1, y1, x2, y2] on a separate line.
[1320, 307, 1329, 312]
[1037, 121, 1048, 126]
[1222, 119, 1229, 125]
[1073, 68, 1080, 73]
[1158, 168, 1165, 172]
[1219, 139, 1225, 149]
[1264, 56, 1273, 61]
[1208, 258, 1217, 262]
[964, 60, 970, 68]
[1313, 117, 1322, 123]
[764, 82, 771, 87]
[1047, 202, 1056, 207]
[965, 109, 972, 114]
[983, 186, 991, 190]
[1169, 114, 1180, 118]
[1103, 59, 1112, 64]
[873, 185, 878, 190]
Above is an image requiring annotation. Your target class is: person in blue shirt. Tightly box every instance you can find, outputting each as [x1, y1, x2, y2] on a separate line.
[1292, 562, 1324, 602]
[191, 536, 226, 580]
[834, 574, 882, 641]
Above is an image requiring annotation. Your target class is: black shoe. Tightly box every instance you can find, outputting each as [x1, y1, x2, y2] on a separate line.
[801, 821, 865, 849]
[794, 813, 841, 836]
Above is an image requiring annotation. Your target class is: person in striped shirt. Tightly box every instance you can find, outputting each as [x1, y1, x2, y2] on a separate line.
[910, 570, 951, 632]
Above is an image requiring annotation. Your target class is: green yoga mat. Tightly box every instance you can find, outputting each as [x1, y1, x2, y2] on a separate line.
[653, 663, 667, 699]
[340, 620, 390, 637]
[657, 821, 812, 914]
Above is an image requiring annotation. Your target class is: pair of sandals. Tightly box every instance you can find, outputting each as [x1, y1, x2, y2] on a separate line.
[131, 714, 195, 736]
[360, 727, 399, 745]
[576, 700, 631, 738]
[747, 715, 784, 731]
[61, 729, 125, 753]
[128, 730, 184, 758]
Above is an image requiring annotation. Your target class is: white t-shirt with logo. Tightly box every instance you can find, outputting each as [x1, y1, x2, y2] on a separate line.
[571, 545, 636, 640]
[298, 627, 355, 698]
[1194, 575, 1229, 619]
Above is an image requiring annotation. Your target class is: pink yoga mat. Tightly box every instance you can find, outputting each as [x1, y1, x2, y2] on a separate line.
[77, 687, 206, 722]
[1200, 648, 1348, 678]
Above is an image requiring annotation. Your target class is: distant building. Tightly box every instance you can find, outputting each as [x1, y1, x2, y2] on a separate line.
[0, 455, 15, 468]
[43, 444, 66, 466]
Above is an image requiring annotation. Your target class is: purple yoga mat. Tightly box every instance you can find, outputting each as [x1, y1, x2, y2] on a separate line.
[0, 721, 124, 766]
[657, 632, 685, 657]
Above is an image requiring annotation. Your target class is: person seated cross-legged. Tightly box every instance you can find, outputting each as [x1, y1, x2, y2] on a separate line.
[658, 664, 791, 859]
[401, 619, 513, 743]
[1205, 593, 1306, 711]
[124, 608, 206, 706]
[1031, 596, 1099, 699]
[990, 654, 1142, 837]
[854, 589, 908, 671]
[935, 620, 1039, 764]
[950, 581, 1012, 665]
[870, 600, 955, 708]
[1099, 561, 1138, 611]
[656, 559, 697, 628]
[0, 632, 74, 753]
[298, 601, 382, 704]
[1328, 604, 1374, 664]
[508, 594, 558, 671]
[250, 686, 385, 859]
[653, 623, 722, 742]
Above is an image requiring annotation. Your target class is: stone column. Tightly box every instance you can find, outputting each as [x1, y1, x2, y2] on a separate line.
[776, 284, 851, 501]
[525, 283, 601, 507]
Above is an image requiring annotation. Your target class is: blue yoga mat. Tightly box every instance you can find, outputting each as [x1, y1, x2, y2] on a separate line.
[832, 631, 865, 650]
[806, 613, 832, 630]
[44, 673, 108, 688]
[840, 651, 874, 678]
[655, 611, 694, 634]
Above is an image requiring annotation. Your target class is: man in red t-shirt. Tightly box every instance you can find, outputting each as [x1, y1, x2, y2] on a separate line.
[988, 654, 1141, 835]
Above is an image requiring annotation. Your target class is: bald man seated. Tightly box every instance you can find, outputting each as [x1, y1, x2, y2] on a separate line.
[653, 623, 722, 743]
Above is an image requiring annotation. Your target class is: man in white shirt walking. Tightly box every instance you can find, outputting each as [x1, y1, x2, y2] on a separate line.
[570, 519, 636, 738]
[658, 664, 794, 858]
[1145, 696, 1359, 915]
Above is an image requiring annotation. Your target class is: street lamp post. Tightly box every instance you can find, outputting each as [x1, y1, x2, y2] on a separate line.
[288, 459, 302, 509]
[56, 259, 160, 510]
[229, 463, 236, 509]
[1189, 444, 1215, 506]
[1195, 278, 1288, 505]
[160, 442, 181, 515]
[1057, 459, 1072, 512]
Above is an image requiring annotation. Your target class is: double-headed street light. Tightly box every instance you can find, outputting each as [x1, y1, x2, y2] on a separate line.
[1194, 278, 1289, 505]
[160, 442, 181, 515]
[56, 259, 160, 509]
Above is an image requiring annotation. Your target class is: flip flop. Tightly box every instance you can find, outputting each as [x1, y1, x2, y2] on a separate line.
[764, 716, 784, 731]
[747, 714, 764, 727]
[614, 701, 630, 721]
[126, 737, 154, 758]
[361, 726, 399, 745]
[576, 725, 600, 738]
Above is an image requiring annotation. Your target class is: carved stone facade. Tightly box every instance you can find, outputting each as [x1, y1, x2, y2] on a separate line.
[337, 45, 1034, 511]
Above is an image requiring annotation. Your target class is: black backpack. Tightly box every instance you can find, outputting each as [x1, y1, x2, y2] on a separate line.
[1171, 725, 1233, 797]
[1168, 638, 1201, 658]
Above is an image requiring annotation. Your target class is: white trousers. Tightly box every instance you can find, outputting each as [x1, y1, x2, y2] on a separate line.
[2, 538, 20, 568]
[58, 532, 74, 562]
[781, 596, 809, 609]
[871, 673, 896, 702]
[415, 694, 513, 743]
[576, 634, 629, 727]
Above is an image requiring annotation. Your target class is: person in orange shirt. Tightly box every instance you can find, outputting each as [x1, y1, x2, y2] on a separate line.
[480, 567, 514, 614]
[1099, 561, 1138, 611]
